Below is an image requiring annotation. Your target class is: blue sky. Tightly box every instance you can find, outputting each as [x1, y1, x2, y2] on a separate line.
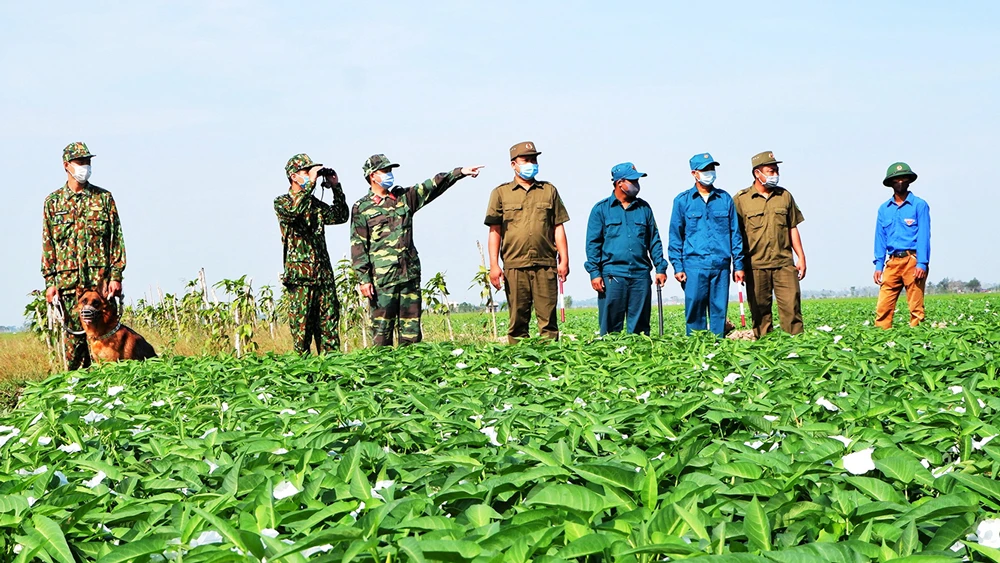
[1, 1, 998, 325]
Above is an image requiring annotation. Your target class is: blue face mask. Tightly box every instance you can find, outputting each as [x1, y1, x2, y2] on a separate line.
[517, 163, 538, 180]
[296, 173, 313, 191]
[377, 172, 395, 189]
[697, 170, 716, 186]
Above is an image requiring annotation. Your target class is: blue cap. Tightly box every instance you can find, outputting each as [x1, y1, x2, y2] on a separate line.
[611, 162, 647, 182]
[689, 152, 720, 171]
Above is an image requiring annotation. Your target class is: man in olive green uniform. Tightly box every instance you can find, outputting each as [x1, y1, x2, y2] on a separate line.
[275, 153, 349, 354]
[351, 154, 483, 347]
[41, 142, 126, 370]
[484, 141, 570, 343]
[734, 151, 807, 337]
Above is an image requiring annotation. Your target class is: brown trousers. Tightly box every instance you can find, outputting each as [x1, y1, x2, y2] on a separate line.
[745, 265, 803, 338]
[504, 266, 559, 344]
[875, 255, 926, 329]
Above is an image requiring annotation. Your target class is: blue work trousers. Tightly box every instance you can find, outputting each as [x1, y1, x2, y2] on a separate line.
[683, 269, 730, 336]
[598, 275, 652, 335]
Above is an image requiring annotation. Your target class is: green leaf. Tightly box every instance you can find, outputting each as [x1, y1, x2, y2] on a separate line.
[744, 496, 772, 552]
[97, 538, 169, 563]
[524, 484, 606, 515]
[32, 515, 75, 563]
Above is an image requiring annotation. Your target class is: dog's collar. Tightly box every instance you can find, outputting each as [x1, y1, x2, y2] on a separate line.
[94, 322, 122, 341]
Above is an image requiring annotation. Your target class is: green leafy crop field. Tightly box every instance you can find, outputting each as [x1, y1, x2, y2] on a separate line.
[1, 296, 999, 562]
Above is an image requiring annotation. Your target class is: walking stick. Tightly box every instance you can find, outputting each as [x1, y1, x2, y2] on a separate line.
[738, 289, 747, 328]
[656, 284, 664, 336]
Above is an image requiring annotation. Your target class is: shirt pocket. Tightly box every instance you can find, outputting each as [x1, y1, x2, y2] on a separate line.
[502, 202, 523, 225]
[605, 219, 623, 237]
[633, 219, 649, 240]
[52, 215, 75, 242]
[901, 215, 918, 230]
[772, 208, 788, 227]
[745, 211, 765, 231]
[367, 215, 393, 242]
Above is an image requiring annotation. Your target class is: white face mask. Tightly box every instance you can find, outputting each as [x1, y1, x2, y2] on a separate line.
[757, 171, 779, 187]
[70, 163, 92, 183]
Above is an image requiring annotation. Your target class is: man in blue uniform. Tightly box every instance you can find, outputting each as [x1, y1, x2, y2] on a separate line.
[584, 162, 669, 335]
[668, 153, 745, 336]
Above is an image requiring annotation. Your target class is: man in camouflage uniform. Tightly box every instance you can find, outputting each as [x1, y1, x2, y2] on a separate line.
[41, 142, 126, 370]
[274, 153, 349, 354]
[351, 154, 483, 346]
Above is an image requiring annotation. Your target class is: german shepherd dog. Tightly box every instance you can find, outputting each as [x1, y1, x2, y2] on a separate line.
[77, 282, 157, 362]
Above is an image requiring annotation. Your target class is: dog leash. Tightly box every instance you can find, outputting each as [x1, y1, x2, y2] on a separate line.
[49, 294, 86, 336]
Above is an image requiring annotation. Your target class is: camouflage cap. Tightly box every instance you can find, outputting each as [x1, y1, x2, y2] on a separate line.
[751, 151, 782, 169]
[63, 142, 95, 163]
[883, 162, 918, 187]
[362, 154, 400, 179]
[285, 153, 322, 179]
[510, 141, 541, 161]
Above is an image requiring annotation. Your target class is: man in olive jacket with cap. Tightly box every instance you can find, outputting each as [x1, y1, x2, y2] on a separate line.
[484, 141, 570, 343]
[275, 153, 349, 354]
[351, 154, 483, 346]
[734, 151, 807, 337]
[873, 162, 930, 328]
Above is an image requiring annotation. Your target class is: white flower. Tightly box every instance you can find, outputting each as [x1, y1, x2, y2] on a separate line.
[955, 407, 967, 414]
[920, 459, 931, 468]
[221, 402, 229, 413]
[307, 409, 319, 415]
[279, 409, 296, 415]
[349, 501, 366, 519]
[723, 373, 741, 384]
[272, 448, 289, 455]
[107, 385, 125, 396]
[151, 400, 166, 407]
[786, 353, 799, 359]
[974, 436, 998, 450]
[370, 479, 394, 500]
[469, 414, 484, 422]
[488, 367, 502, 375]
[260, 528, 279, 538]
[282, 431, 294, 437]
[712, 388, 724, 395]
[977, 520, 1000, 548]
[574, 397, 587, 407]
[16, 466, 48, 476]
[863, 320, 871, 326]
[383, 388, 394, 394]
[652, 452, 666, 461]
[817, 325, 833, 332]
[636, 391, 651, 402]
[346, 419, 363, 428]
[62, 394, 77, 403]
[273, 481, 300, 500]
[480, 426, 502, 446]
[494, 403, 513, 412]
[763, 415, 779, 422]
[949, 385, 964, 394]
[451, 348, 464, 356]
[837, 391, 849, 397]
[705, 353, 716, 359]
[257, 392, 273, 401]
[829, 435, 852, 447]
[815, 397, 839, 412]
[701, 363, 710, 371]
[745, 440, 765, 450]
[29, 413, 44, 426]
[84, 471, 107, 488]
[980, 398, 988, 409]
[885, 341, 896, 348]
[26, 496, 37, 507]
[303, 544, 334, 557]
[205, 460, 219, 474]
[13, 545, 22, 555]
[455, 362, 468, 369]
[190, 530, 223, 548]
[833, 335, 843, 344]
[59, 443, 82, 453]
[199, 428, 217, 439]
[38, 436, 52, 446]
[548, 375, 560, 381]
[616, 346, 628, 354]
[82, 411, 109, 424]
[843, 448, 876, 475]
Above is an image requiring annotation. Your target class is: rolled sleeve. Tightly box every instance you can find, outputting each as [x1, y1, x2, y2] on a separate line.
[484, 189, 503, 226]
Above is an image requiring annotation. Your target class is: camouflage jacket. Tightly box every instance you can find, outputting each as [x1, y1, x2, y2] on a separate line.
[351, 168, 464, 288]
[41, 184, 126, 290]
[274, 183, 349, 286]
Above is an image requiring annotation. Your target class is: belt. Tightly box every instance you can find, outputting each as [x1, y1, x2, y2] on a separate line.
[889, 250, 916, 258]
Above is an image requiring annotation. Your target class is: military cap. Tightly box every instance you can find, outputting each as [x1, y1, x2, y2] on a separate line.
[362, 154, 400, 179]
[751, 151, 782, 169]
[883, 162, 918, 187]
[690, 152, 720, 171]
[611, 162, 647, 182]
[509, 141, 542, 160]
[63, 142, 95, 163]
[285, 153, 322, 179]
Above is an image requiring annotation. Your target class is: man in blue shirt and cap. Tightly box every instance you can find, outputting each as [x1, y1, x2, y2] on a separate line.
[584, 162, 669, 335]
[668, 153, 745, 336]
[873, 162, 931, 328]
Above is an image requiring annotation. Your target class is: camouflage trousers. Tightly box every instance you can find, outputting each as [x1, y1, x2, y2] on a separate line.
[286, 284, 340, 354]
[58, 289, 91, 371]
[370, 279, 422, 347]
